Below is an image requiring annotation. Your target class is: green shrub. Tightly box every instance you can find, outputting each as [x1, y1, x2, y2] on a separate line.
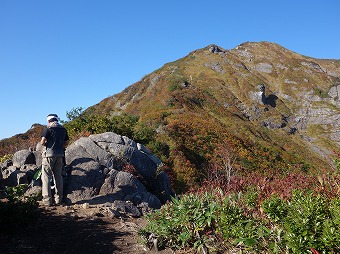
[216, 193, 247, 240]
[243, 189, 259, 209]
[65, 107, 84, 122]
[142, 189, 340, 253]
[282, 190, 329, 253]
[262, 190, 340, 253]
[110, 113, 139, 137]
[141, 190, 279, 253]
[0, 184, 39, 236]
[142, 193, 219, 251]
[133, 124, 155, 144]
[262, 196, 288, 223]
[145, 140, 169, 161]
[64, 111, 140, 140]
[321, 197, 340, 251]
[168, 83, 178, 92]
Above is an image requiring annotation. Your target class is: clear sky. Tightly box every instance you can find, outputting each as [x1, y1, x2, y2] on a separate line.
[1, 0, 339, 140]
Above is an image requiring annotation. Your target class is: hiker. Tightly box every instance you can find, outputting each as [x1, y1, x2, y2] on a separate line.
[40, 114, 69, 206]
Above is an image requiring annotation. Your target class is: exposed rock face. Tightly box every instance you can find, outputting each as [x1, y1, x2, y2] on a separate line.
[0, 132, 174, 213]
[12, 150, 36, 168]
[63, 132, 169, 208]
[203, 42, 340, 162]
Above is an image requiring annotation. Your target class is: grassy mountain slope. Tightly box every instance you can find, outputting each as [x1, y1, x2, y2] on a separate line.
[0, 124, 45, 158]
[2, 42, 339, 191]
[86, 42, 340, 190]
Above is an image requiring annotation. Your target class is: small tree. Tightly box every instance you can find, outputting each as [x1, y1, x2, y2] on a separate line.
[207, 142, 237, 187]
[64, 107, 84, 122]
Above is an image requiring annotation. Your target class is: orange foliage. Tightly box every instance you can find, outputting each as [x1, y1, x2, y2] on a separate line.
[0, 125, 45, 157]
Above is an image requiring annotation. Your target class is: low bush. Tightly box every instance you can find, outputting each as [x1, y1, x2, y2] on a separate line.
[0, 184, 39, 237]
[263, 190, 340, 253]
[141, 190, 278, 253]
[141, 188, 340, 253]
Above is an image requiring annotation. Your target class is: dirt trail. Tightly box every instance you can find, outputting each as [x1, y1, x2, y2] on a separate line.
[1, 204, 175, 254]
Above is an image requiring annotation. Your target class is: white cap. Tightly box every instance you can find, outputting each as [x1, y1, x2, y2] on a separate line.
[47, 114, 59, 122]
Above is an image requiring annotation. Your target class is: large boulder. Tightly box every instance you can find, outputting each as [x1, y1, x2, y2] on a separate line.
[64, 132, 172, 208]
[12, 150, 36, 168]
[64, 159, 106, 204]
[2, 166, 28, 187]
[66, 136, 113, 167]
[19, 164, 39, 184]
[99, 170, 162, 209]
[2, 166, 18, 186]
[88, 133, 158, 180]
[148, 171, 174, 204]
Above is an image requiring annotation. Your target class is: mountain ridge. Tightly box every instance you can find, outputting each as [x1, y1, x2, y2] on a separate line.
[81, 41, 339, 189]
[1, 41, 339, 190]
[91, 41, 339, 144]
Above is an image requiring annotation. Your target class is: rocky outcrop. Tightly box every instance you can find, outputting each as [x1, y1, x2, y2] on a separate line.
[0, 132, 174, 214]
[12, 149, 36, 168]
[0, 158, 38, 187]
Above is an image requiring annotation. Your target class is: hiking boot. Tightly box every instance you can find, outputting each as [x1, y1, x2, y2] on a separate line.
[54, 201, 66, 206]
[39, 201, 52, 207]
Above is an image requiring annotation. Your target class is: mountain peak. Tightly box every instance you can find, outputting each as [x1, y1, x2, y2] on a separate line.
[90, 41, 339, 173]
[2, 41, 339, 191]
[206, 44, 225, 53]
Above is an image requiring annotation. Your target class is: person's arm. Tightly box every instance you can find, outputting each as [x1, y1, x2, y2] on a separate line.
[41, 128, 49, 146]
[64, 130, 69, 148]
[41, 137, 47, 146]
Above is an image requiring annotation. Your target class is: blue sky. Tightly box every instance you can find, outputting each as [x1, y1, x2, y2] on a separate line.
[0, 0, 339, 140]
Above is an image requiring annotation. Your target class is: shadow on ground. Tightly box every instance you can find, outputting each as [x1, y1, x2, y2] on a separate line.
[0, 208, 125, 254]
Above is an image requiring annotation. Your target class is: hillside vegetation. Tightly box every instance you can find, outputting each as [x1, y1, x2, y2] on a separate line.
[1, 41, 340, 253]
[86, 42, 340, 191]
[2, 42, 339, 192]
[0, 124, 44, 159]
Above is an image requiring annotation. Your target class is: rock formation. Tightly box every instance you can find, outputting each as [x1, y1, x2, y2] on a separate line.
[0, 132, 174, 215]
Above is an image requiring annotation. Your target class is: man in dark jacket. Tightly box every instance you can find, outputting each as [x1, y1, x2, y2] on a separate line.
[40, 114, 69, 206]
